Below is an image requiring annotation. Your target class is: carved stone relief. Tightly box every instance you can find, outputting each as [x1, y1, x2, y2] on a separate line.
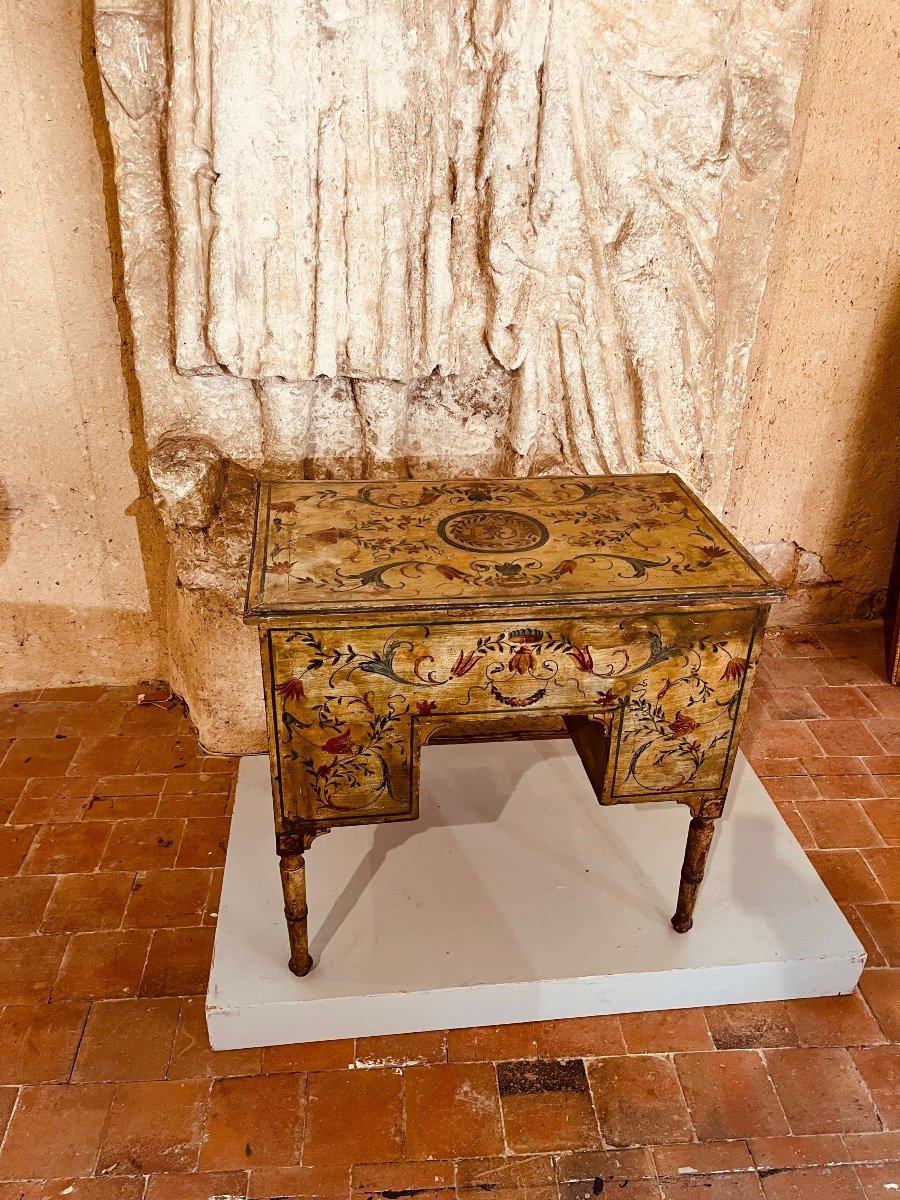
[93, 0, 812, 749]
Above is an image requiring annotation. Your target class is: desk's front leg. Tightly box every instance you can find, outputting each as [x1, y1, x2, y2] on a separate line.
[563, 606, 766, 935]
[279, 839, 314, 976]
[263, 627, 421, 975]
[672, 811, 719, 933]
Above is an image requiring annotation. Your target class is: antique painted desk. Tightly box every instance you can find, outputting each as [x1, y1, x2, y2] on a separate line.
[245, 475, 781, 976]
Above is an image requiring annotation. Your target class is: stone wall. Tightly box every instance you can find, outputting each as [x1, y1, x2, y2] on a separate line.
[0, 0, 165, 691]
[0, 0, 897, 752]
[725, 0, 900, 624]
[92, 0, 816, 748]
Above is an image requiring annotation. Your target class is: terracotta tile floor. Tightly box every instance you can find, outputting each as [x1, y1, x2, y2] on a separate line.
[0, 622, 898, 1199]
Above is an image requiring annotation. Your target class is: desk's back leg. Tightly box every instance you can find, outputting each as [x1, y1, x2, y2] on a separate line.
[280, 848, 313, 976]
[672, 815, 718, 933]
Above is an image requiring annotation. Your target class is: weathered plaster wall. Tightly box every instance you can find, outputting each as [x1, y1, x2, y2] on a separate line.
[726, 0, 900, 623]
[0, 0, 897, 740]
[94, 0, 817, 748]
[0, 0, 164, 690]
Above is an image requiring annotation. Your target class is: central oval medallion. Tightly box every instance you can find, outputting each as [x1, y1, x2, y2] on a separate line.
[437, 509, 549, 554]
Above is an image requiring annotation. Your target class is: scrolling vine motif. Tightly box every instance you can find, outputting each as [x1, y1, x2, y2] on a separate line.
[272, 619, 752, 815]
[261, 475, 744, 604]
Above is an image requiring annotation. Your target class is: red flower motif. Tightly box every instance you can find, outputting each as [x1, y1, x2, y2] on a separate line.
[596, 689, 617, 707]
[316, 764, 331, 779]
[450, 649, 479, 678]
[567, 644, 593, 672]
[267, 561, 296, 576]
[275, 678, 305, 702]
[416, 700, 438, 715]
[699, 545, 729, 559]
[721, 657, 748, 682]
[307, 528, 345, 545]
[555, 559, 577, 576]
[436, 564, 467, 581]
[668, 710, 699, 736]
[322, 729, 354, 755]
[271, 501, 296, 514]
[509, 646, 535, 674]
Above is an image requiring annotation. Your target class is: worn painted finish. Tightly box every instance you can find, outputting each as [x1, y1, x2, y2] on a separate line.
[246, 473, 774, 617]
[262, 606, 764, 828]
[246, 473, 780, 974]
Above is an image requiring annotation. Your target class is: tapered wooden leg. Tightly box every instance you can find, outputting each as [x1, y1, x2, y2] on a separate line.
[671, 815, 718, 933]
[279, 851, 313, 976]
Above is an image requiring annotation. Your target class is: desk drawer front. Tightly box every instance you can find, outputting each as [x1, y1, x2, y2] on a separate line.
[264, 606, 763, 827]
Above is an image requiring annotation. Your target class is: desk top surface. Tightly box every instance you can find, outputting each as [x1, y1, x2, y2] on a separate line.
[245, 474, 780, 619]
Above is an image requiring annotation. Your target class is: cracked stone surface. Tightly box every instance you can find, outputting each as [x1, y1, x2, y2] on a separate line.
[94, 0, 812, 749]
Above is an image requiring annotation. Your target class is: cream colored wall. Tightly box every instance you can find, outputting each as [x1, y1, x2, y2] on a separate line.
[0, 0, 164, 690]
[726, 0, 900, 623]
[0, 0, 896, 696]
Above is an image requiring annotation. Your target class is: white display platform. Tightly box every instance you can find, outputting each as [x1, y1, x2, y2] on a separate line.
[207, 744, 864, 1049]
